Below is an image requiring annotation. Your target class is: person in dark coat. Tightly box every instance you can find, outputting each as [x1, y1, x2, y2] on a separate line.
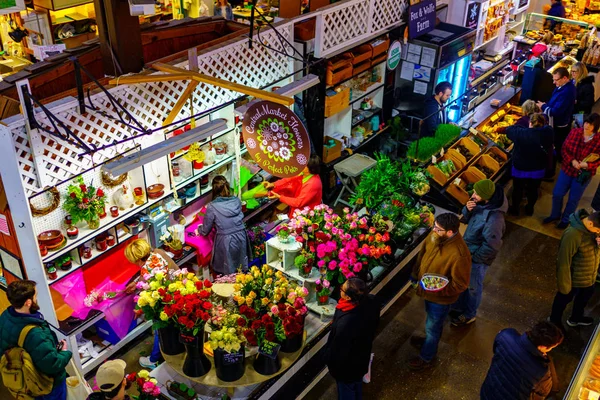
[507, 113, 554, 216]
[572, 62, 595, 116]
[480, 320, 563, 400]
[325, 278, 380, 400]
[546, 0, 565, 31]
[421, 81, 453, 137]
[0, 280, 73, 400]
[199, 175, 250, 275]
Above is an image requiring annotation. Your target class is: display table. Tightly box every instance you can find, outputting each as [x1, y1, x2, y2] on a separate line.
[160, 331, 306, 397]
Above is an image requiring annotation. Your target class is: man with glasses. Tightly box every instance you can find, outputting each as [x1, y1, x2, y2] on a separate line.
[536, 67, 576, 171]
[549, 209, 600, 331]
[409, 213, 471, 371]
[450, 179, 507, 328]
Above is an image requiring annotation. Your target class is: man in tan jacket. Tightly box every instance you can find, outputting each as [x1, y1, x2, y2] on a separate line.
[409, 213, 472, 370]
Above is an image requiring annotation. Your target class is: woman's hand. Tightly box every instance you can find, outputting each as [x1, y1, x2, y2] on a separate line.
[580, 161, 589, 169]
[262, 181, 274, 190]
[125, 281, 137, 294]
[268, 191, 280, 200]
[572, 159, 581, 169]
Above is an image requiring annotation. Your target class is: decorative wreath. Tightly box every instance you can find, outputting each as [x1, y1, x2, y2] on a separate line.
[30, 187, 60, 217]
[101, 169, 128, 188]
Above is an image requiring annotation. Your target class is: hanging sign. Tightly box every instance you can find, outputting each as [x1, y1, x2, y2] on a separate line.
[242, 101, 311, 178]
[387, 40, 402, 71]
[408, 0, 436, 39]
[465, 2, 480, 30]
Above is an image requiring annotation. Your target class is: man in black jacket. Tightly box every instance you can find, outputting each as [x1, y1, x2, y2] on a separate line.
[421, 81, 453, 137]
[325, 278, 380, 400]
[480, 321, 563, 400]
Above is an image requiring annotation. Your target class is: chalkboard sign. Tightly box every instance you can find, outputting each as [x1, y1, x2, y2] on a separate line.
[258, 341, 281, 360]
[465, 2, 480, 30]
[179, 333, 200, 347]
[223, 351, 244, 366]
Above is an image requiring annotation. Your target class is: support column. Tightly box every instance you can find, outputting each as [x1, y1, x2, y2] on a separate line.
[93, 0, 144, 76]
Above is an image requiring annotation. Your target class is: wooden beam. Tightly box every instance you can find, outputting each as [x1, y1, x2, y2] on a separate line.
[162, 81, 199, 126]
[108, 73, 193, 85]
[152, 62, 295, 106]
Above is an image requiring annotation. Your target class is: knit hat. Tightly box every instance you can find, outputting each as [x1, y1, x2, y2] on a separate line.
[97, 359, 126, 392]
[474, 179, 495, 200]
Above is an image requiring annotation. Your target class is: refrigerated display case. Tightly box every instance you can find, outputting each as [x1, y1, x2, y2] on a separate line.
[565, 324, 600, 399]
[437, 54, 472, 122]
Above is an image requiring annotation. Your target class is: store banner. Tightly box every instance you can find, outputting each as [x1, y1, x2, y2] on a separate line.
[408, 0, 436, 39]
[242, 101, 311, 178]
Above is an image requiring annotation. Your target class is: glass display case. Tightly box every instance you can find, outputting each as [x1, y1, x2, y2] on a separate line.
[520, 12, 591, 41]
[565, 324, 600, 399]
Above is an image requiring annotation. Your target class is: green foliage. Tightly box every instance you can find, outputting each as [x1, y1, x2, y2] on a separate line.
[62, 176, 107, 224]
[407, 123, 462, 162]
[388, 116, 408, 141]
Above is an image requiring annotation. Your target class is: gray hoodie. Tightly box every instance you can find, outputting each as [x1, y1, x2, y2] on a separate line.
[461, 187, 508, 265]
[199, 196, 250, 275]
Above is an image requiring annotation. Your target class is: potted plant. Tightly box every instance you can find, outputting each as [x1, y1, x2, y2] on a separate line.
[167, 381, 197, 400]
[161, 226, 184, 258]
[125, 370, 161, 400]
[184, 143, 206, 170]
[294, 249, 314, 278]
[56, 254, 72, 271]
[63, 176, 107, 230]
[209, 325, 246, 382]
[315, 278, 331, 305]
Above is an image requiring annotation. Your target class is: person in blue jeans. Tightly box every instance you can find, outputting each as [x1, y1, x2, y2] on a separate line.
[544, 113, 600, 229]
[451, 179, 507, 327]
[410, 213, 471, 371]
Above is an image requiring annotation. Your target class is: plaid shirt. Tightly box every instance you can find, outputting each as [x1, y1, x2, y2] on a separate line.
[562, 127, 600, 177]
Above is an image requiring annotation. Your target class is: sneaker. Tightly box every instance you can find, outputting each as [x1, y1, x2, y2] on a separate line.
[409, 335, 426, 349]
[543, 216, 559, 224]
[566, 317, 594, 327]
[449, 309, 462, 319]
[408, 357, 433, 371]
[556, 221, 569, 230]
[139, 356, 158, 370]
[451, 315, 476, 327]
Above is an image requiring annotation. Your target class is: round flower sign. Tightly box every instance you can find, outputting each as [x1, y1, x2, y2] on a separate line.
[242, 101, 311, 178]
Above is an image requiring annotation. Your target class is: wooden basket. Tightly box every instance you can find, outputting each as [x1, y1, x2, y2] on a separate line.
[350, 44, 372, 65]
[449, 137, 481, 163]
[325, 87, 350, 117]
[427, 152, 466, 186]
[370, 37, 390, 58]
[446, 167, 486, 205]
[353, 60, 371, 76]
[474, 154, 500, 179]
[371, 53, 387, 67]
[485, 146, 508, 165]
[326, 54, 353, 86]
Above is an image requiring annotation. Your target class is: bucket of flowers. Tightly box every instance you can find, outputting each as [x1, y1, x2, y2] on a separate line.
[294, 249, 315, 278]
[160, 226, 184, 258]
[208, 314, 246, 382]
[63, 176, 107, 230]
[315, 277, 332, 306]
[126, 370, 161, 400]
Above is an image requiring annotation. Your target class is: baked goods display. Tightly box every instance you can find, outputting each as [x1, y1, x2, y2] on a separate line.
[578, 355, 600, 399]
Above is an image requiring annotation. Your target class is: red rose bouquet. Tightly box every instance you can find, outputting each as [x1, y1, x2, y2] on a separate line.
[63, 176, 107, 229]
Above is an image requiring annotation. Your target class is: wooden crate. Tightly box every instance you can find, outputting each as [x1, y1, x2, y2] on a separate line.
[350, 44, 372, 65]
[370, 37, 390, 58]
[326, 54, 353, 86]
[449, 137, 481, 163]
[446, 167, 486, 205]
[371, 53, 387, 66]
[323, 136, 343, 163]
[427, 151, 466, 186]
[474, 154, 501, 179]
[353, 59, 371, 75]
[325, 87, 350, 117]
[485, 146, 508, 165]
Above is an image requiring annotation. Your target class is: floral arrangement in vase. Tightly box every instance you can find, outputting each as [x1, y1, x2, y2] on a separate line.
[271, 296, 307, 340]
[160, 226, 183, 257]
[294, 249, 315, 278]
[276, 225, 291, 243]
[248, 225, 267, 260]
[161, 278, 214, 336]
[184, 143, 206, 169]
[315, 278, 332, 305]
[63, 176, 107, 229]
[126, 370, 161, 399]
[208, 325, 245, 354]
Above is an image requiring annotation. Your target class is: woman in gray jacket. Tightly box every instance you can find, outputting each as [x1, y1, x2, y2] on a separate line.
[198, 175, 250, 275]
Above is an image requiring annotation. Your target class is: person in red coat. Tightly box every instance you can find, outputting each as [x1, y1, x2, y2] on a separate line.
[264, 154, 323, 217]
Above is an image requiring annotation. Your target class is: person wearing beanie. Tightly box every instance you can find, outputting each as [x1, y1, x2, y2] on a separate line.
[87, 359, 131, 400]
[450, 179, 507, 327]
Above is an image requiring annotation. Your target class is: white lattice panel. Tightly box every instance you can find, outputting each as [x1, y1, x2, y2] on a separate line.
[7, 22, 295, 202]
[371, 0, 408, 35]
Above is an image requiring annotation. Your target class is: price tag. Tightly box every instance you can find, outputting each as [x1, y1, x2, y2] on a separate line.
[223, 351, 244, 366]
[259, 340, 281, 360]
[453, 178, 462, 186]
[431, 155, 437, 164]
[440, 148, 445, 157]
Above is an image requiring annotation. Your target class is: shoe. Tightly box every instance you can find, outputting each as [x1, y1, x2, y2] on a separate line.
[543, 216, 559, 224]
[449, 309, 462, 319]
[451, 315, 476, 327]
[525, 207, 534, 216]
[408, 357, 433, 371]
[139, 356, 158, 370]
[409, 335, 426, 349]
[566, 317, 594, 327]
[556, 221, 569, 230]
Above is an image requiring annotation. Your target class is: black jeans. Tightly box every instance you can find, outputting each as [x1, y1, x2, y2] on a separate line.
[550, 286, 595, 323]
[512, 177, 542, 213]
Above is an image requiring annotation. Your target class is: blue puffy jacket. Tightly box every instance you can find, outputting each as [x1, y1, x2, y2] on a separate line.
[481, 329, 554, 400]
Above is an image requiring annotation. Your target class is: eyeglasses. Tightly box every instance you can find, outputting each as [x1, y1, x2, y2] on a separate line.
[432, 225, 446, 233]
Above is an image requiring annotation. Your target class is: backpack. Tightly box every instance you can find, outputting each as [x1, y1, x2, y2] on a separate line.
[0, 325, 54, 399]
